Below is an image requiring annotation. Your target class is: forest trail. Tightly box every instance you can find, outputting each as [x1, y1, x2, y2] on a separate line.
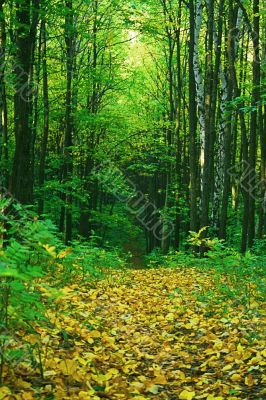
[3, 268, 266, 400]
[123, 239, 146, 269]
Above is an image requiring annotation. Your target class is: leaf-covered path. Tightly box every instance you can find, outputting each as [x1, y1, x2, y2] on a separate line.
[3, 269, 266, 399]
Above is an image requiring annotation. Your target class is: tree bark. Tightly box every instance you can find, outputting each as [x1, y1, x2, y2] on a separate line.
[38, 20, 49, 215]
[189, 0, 198, 232]
[247, 0, 260, 248]
[10, 0, 38, 204]
[0, 0, 8, 187]
[64, 0, 75, 244]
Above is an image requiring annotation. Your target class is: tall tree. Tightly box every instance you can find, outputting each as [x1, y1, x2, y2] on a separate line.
[10, 0, 39, 203]
[189, 0, 198, 232]
[0, 0, 8, 187]
[63, 0, 75, 243]
[38, 19, 49, 215]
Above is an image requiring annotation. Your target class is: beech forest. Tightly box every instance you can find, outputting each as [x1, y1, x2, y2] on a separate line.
[0, 0, 265, 399]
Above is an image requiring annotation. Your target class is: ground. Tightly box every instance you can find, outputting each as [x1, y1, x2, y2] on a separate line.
[1, 268, 266, 399]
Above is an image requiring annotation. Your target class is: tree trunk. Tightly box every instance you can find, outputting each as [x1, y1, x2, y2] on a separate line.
[10, 0, 38, 204]
[219, 0, 235, 240]
[247, 0, 260, 248]
[200, 0, 215, 234]
[0, 0, 8, 187]
[193, 0, 205, 202]
[64, 0, 74, 244]
[38, 20, 49, 215]
[189, 0, 198, 232]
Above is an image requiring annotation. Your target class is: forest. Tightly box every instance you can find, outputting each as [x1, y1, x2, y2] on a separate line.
[0, 0, 266, 399]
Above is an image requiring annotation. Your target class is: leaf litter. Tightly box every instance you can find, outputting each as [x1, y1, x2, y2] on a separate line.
[1, 268, 266, 399]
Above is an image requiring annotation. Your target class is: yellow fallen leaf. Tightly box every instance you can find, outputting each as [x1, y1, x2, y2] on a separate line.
[131, 381, 145, 390]
[78, 357, 88, 366]
[43, 370, 57, 377]
[242, 350, 252, 360]
[179, 390, 196, 400]
[138, 375, 147, 382]
[102, 368, 120, 381]
[244, 374, 255, 386]
[174, 370, 186, 380]
[153, 373, 167, 384]
[146, 384, 160, 394]
[25, 334, 40, 345]
[0, 387, 11, 400]
[90, 330, 102, 338]
[222, 364, 232, 372]
[58, 359, 77, 375]
[57, 248, 72, 259]
[22, 393, 35, 400]
[17, 379, 32, 389]
[166, 313, 175, 321]
[230, 373, 241, 382]
[78, 390, 95, 399]
[237, 343, 244, 352]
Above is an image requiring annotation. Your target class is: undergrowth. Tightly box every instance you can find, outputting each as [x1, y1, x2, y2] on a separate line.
[0, 201, 125, 385]
[146, 228, 266, 312]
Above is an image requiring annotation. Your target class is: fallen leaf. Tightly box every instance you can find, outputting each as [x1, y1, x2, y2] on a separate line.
[146, 384, 160, 394]
[179, 389, 196, 400]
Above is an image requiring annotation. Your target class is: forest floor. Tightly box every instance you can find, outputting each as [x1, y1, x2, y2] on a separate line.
[1, 268, 266, 400]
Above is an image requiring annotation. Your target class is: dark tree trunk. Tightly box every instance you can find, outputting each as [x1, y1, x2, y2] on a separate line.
[38, 20, 49, 215]
[0, 0, 8, 187]
[200, 0, 214, 233]
[247, 0, 260, 248]
[219, 0, 234, 240]
[257, 103, 265, 238]
[64, 0, 74, 244]
[189, 0, 198, 232]
[10, 0, 38, 204]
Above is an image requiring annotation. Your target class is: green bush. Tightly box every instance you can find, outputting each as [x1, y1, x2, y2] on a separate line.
[0, 197, 129, 383]
[0, 205, 57, 383]
[145, 230, 266, 310]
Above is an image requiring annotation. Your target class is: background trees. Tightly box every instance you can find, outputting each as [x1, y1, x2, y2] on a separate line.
[0, 0, 265, 254]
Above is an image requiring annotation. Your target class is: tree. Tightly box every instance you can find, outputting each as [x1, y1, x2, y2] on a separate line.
[10, 0, 39, 204]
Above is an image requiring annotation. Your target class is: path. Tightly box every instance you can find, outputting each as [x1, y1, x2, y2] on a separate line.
[3, 269, 266, 399]
[123, 237, 146, 269]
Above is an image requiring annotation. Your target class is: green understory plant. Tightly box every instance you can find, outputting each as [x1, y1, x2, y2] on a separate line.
[147, 229, 266, 311]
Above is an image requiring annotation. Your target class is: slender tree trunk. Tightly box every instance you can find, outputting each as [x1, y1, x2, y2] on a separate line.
[213, 70, 227, 229]
[38, 20, 49, 215]
[219, 0, 235, 240]
[161, 0, 175, 253]
[0, 0, 8, 187]
[200, 0, 214, 234]
[258, 19, 266, 237]
[189, 0, 198, 232]
[258, 104, 266, 238]
[193, 0, 205, 202]
[247, 0, 260, 248]
[64, 0, 74, 244]
[174, 0, 182, 249]
[79, 0, 99, 238]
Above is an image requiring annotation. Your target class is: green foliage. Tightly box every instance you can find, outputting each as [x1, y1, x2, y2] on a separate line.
[58, 240, 126, 286]
[146, 234, 266, 311]
[187, 226, 210, 254]
[0, 210, 53, 382]
[0, 201, 127, 384]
